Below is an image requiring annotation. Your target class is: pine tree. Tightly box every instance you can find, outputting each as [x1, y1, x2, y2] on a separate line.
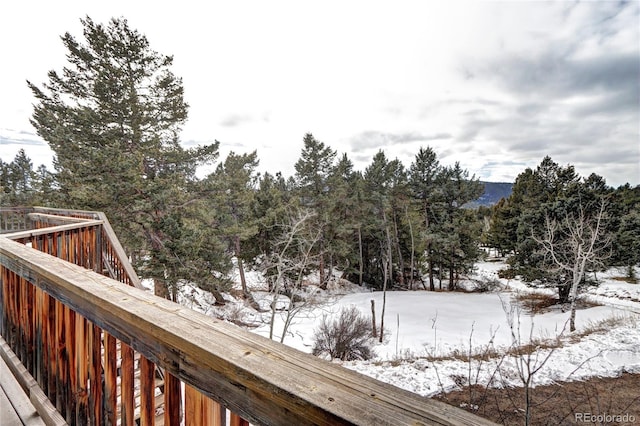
[28, 16, 218, 296]
[249, 172, 295, 268]
[206, 151, 260, 295]
[495, 157, 615, 303]
[0, 149, 49, 206]
[325, 153, 364, 281]
[409, 147, 441, 290]
[293, 133, 336, 286]
[431, 162, 484, 290]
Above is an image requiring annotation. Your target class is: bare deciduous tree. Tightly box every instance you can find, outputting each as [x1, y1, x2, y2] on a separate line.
[262, 209, 328, 343]
[532, 201, 610, 332]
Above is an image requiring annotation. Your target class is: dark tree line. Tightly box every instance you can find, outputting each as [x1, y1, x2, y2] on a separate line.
[485, 156, 640, 302]
[4, 16, 637, 304]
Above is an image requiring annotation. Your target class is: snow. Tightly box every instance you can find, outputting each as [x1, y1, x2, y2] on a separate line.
[169, 260, 640, 397]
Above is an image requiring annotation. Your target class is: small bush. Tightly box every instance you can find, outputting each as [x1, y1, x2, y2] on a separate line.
[474, 277, 502, 293]
[312, 306, 375, 361]
[497, 268, 516, 279]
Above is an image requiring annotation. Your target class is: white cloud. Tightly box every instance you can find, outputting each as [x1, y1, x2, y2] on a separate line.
[0, 1, 638, 186]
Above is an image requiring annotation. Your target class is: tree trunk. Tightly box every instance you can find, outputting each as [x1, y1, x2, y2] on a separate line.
[557, 284, 571, 304]
[406, 206, 416, 290]
[319, 237, 326, 289]
[371, 299, 377, 339]
[380, 211, 392, 343]
[393, 211, 405, 288]
[449, 247, 455, 290]
[569, 258, 587, 332]
[235, 236, 249, 295]
[428, 243, 435, 291]
[425, 203, 435, 291]
[358, 226, 364, 286]
[154, 278, 169, 299]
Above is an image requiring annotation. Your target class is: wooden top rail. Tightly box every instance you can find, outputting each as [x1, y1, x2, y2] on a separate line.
[2, 220, 104, 241]
[27, 212, 99, 226]
[31, 207, 100, 220]
[0, 237, 494, 426]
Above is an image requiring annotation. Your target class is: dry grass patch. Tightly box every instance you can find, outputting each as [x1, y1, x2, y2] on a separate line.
[514, 292, 559, 314]
[514, 292, 601, 314]
[612, 276, 639, 284]
[436, 373, 640, 425]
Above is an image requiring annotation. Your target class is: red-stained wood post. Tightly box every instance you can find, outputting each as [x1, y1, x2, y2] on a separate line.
[104, 332, 118, 426]
[88, 323, 103, 426]
[164, 372, 182, 426]
[140, 355, 156, 426]
[75, 316, 89, 425]
[121, 342, 135, 426]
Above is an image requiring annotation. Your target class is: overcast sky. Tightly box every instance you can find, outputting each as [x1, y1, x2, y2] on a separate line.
[1, 1, 638, 187]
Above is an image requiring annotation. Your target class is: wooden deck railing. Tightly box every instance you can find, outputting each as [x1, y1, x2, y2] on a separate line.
[1, 207, 141, 288]
[0, 207, 495, 425]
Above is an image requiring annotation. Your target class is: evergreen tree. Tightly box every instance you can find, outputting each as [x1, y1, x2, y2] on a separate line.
[293, 133, 336, 286]
[205, 151, 260, 295]
[431, 162, 484, 290]
[0, 159, 8, 204]
[610, 184, 640, 278]
[28, 16, 218, 296]
[493, 157, 616, 302]
[325, 153, 362, 279]
[33, 164, 57, 206]
[249, 171, 295, 266]
[409, 147, 441, 290]
[0, 149, 52, 206]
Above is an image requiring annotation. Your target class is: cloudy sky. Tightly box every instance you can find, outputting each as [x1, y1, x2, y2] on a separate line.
[1, 1, 638, 187]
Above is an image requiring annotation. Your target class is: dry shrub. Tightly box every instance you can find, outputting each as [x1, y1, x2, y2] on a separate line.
[312, 306, 375, 361]
[514, 292, 559, 314]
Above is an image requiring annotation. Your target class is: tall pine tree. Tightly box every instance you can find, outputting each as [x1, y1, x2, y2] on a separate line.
[28, 16, 218, 296]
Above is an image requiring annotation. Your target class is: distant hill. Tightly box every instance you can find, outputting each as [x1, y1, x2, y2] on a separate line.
[468, 181, 513, 207]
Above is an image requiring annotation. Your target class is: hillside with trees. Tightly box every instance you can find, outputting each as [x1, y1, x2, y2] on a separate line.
[2, 16, 639, 425]
[1, 17, 638, 304]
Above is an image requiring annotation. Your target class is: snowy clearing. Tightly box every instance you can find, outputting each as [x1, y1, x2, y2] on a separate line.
[168, 260, 640, 398]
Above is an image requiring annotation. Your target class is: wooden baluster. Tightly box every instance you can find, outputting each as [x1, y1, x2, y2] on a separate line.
[104, 332, 118, 425]
[0, 267, 6, 338]
[64, 305, 76, 423]
[88, 323, 103, 426]
[184, 384, 200, 426]
[211, 400, 227, 426]
[34, 286, 44, 387]
[76, 316, 89, 424]
[26, 278, 35, 374]
[55, 300, 66, 418]
[47, 294, 56, 404]
[164, 372, 182, 426]
[18, 275, 27, 364]
[121, 342, 135, 426]
[230, 413, 249, 426]
[140, 356, 156, 426]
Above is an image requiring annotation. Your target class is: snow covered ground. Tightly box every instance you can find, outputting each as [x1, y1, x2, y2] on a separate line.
[171, 260, 640, 397]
